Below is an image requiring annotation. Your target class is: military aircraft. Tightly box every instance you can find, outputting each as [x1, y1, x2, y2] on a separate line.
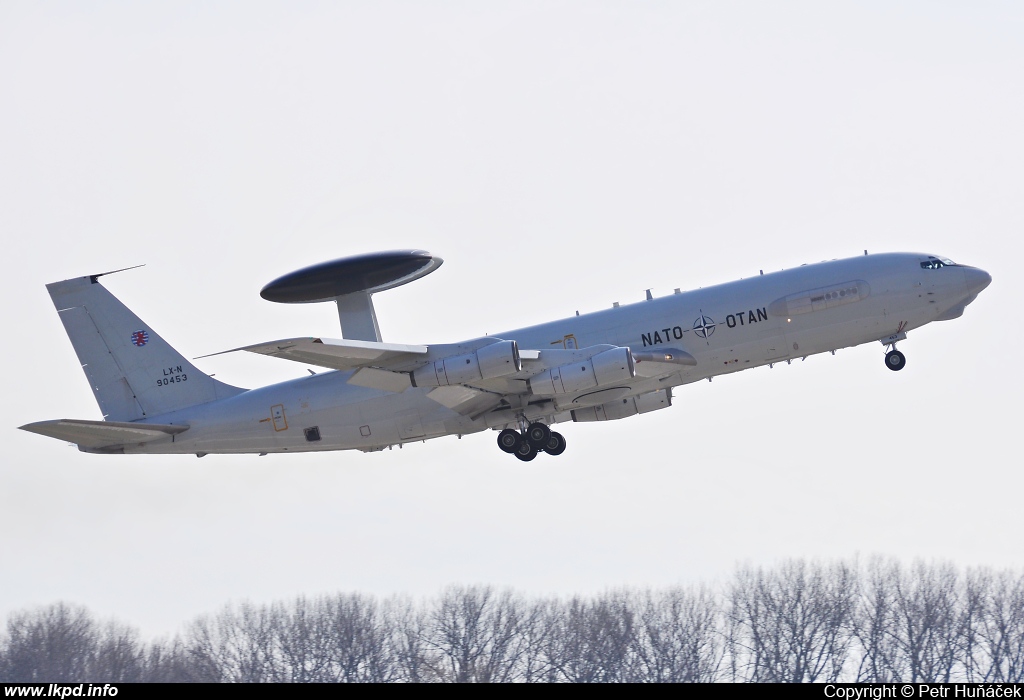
[20, 250, 991, 460]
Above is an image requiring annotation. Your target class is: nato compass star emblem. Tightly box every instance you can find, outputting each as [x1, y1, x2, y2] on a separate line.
[692, 313, 716, 342]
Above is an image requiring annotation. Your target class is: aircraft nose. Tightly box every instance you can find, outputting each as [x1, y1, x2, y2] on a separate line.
[962, 266, 992, 296]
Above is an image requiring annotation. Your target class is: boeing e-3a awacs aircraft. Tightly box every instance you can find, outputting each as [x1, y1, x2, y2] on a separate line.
[20, 250, 990, 461]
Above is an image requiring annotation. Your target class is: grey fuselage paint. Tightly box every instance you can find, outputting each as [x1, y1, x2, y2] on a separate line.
[91, 252, 986, 456]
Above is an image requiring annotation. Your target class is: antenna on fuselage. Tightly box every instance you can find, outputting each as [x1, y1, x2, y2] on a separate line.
[88, 264, 145, 284]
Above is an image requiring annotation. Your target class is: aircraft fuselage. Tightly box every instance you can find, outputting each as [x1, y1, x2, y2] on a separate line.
[115, 252, 988, 456]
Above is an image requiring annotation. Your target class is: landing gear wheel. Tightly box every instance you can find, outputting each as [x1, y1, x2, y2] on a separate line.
[497, 429, 521, 453]
[526, 422, 551, 447]
[543, 431, 567, 456]
[885, 349, 906, 372]
[514, 440, 538, 462]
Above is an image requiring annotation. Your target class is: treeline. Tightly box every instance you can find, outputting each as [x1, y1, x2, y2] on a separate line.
[2, 559, 1022, 683]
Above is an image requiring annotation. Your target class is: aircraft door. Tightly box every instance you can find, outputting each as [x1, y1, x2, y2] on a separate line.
[271, 404, 288, 431]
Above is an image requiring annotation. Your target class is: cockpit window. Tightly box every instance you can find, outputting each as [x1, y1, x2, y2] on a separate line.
[920, 256, 957, 270]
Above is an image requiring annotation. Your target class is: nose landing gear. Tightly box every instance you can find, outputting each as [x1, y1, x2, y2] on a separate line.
[885, 349, 906, 371]
[495, 420, 567, 460]
[881, 324, 908, 372]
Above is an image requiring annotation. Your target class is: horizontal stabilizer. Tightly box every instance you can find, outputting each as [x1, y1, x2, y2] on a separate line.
[200, 337, 429, 372]
[19, 419, 189, 449]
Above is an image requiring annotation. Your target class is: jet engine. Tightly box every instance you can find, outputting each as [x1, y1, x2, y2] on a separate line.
[411, 340, 521, 387]
[571, 388, 672, 422]
[529, 347, 635, 396]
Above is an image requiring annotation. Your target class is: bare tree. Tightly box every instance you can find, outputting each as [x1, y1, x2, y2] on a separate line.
[976, 570, 1024, 682]
[728, 560, 857, 682]
[324, 593, 396, 682]
[89, 620, 145, 682]
[184, 602, 278, 682]
[888, 561, 963, 682]
[386, 595, 433, 682]
[139, 636, 193, 682]
[4, 560, 1021, 683]
[631, 587, 724, 682]
[546, 591, 637, 682]
[958, 568, 990, 683]
[852, 558, 902, 682]
[2, 603, 99, 681]
[514, 598, 559, 683]
[853, 559, 986, 683]
[421, 586, 529, 682]
[0, 603, 152, 682]
[268, 597, 333, 682]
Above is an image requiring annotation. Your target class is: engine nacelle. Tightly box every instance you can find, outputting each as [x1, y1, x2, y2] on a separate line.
[529, 347, 635, 396]
[571, 388, 672, 422]
[411, 340, 521, 387]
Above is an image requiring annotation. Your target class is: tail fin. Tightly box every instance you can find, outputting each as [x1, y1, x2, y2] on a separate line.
[47, 273, 246, 421]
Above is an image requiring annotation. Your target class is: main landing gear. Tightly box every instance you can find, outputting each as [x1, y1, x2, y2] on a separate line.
[496, 422, 567, 461]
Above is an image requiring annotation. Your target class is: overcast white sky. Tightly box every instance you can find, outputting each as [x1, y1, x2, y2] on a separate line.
[1, 1, 1021, 639]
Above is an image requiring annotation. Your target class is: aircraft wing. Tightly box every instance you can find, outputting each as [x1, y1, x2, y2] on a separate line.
[203, 336, 696, 401]
[201, 337, 430, 373]
[19, 419, 189, 449]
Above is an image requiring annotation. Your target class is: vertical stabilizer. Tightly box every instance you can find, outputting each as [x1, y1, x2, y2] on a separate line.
[47, 274, 245, 421]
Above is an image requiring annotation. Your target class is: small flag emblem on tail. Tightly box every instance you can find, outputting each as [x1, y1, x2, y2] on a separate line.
[131, 330, 149, 347]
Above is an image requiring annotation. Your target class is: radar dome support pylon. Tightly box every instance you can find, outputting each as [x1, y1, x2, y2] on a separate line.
[334, 291, 381, 342]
